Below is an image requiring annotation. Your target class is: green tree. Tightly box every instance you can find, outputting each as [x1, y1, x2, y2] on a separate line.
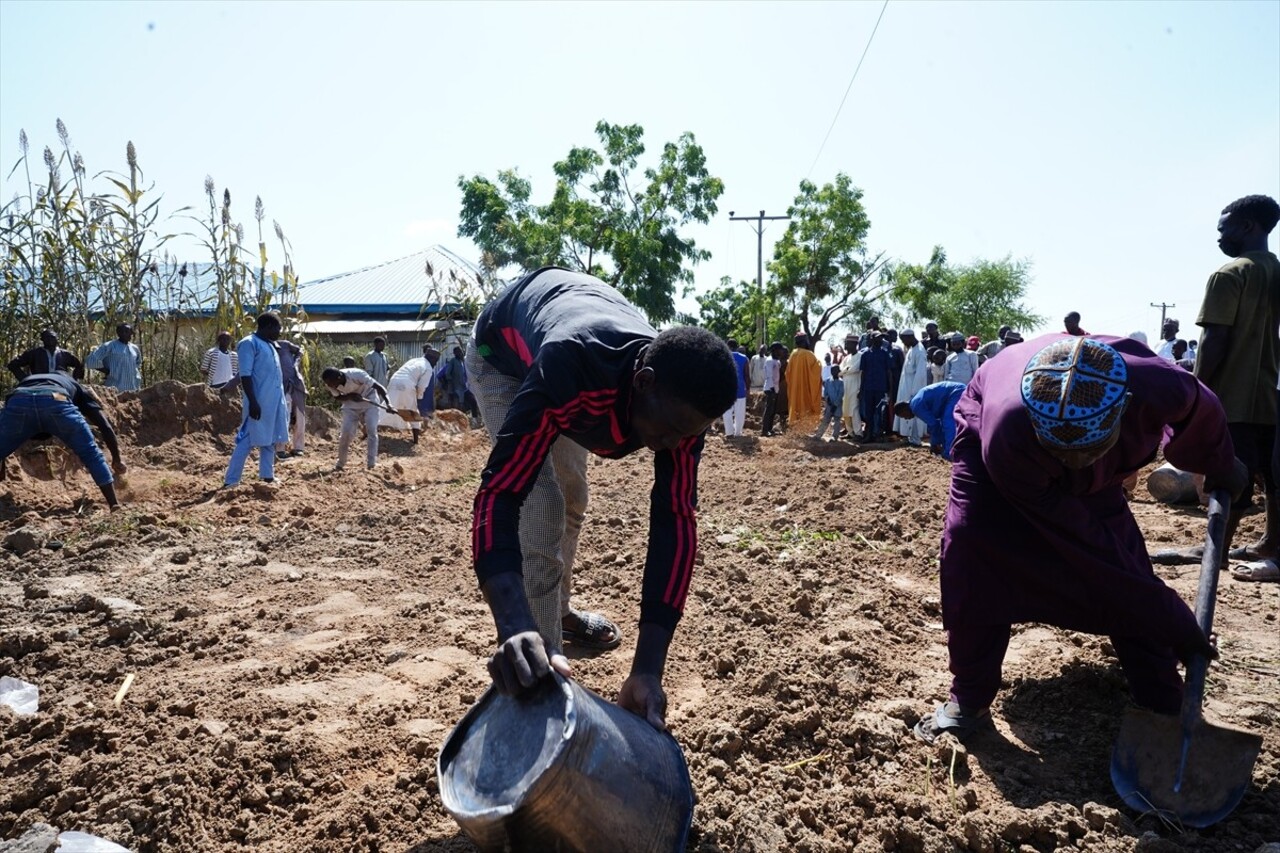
[693, 275, 790, 344]
[457, 120, 724, 324]
[888, 245, 952, 323]
[767, 173, 889, 344]
[890, 249, 1044, 340]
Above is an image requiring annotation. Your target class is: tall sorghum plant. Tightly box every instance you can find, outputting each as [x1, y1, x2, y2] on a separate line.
[0, 120, 303, 392]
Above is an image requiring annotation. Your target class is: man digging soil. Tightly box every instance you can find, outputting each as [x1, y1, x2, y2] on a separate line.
[916, 336, 1247, 743]
[0, 372, 127, 510]
[467, 266, 737, 730]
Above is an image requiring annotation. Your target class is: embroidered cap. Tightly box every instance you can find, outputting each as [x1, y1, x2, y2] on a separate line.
[1021, 338, 1128, 450]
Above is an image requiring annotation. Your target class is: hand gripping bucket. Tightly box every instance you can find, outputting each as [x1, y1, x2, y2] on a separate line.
[437, 674, 694, 852]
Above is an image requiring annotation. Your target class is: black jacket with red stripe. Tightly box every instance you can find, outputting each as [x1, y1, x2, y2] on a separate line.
[471, 267, 704, 632]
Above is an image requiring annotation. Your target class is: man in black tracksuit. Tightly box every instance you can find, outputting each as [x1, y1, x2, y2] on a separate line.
[468, 267, 736, 729]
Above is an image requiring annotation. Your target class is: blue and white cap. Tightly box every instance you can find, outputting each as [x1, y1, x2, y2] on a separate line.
[1021, 337, 1128, 450]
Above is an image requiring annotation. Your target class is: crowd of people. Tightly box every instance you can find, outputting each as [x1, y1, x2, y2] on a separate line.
[217, 330, 482, 483]
[726, 310, 1216, 460]
[1, 196, 1277, 794]
[733, 321, 1030, 452]
[1, 323, 480, 495]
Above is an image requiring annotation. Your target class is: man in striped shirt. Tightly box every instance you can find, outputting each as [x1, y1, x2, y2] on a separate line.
[199, 332, 239, 389]
[468, 267, 737, 730]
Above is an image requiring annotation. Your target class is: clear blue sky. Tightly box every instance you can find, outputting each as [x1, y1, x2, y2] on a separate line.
[2, 0, 1277, 341]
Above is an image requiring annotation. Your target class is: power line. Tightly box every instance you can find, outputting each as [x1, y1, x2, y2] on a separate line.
[806, 0, 890, 181]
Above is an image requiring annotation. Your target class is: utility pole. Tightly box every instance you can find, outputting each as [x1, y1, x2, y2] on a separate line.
[729, 210, 791, 348]
[1150, 301, 1176, 330]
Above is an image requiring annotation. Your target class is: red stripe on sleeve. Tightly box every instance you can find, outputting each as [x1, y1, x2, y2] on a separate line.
[672, 449, 698, 610]
[662, 438, 700, 607]
[498, 327, 535, 367]
[472, 389, 618, 561]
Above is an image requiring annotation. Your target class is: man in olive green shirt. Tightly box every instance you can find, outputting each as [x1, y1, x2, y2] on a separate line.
[1156, 195, 1280, 567]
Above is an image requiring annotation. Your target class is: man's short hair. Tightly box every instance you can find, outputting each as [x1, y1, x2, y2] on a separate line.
[374, 336, 386, 344]
[256, 311, 281, 329]
[321, 367, 344, 382]
[1222, 194, 1280, 234]
[643, 327, 737, 419]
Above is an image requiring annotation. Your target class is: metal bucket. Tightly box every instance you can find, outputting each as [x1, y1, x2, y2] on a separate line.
[437, 674, 694, 853]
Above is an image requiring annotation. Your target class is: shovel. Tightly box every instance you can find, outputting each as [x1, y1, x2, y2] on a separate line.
[1109, 489, 1263, 828]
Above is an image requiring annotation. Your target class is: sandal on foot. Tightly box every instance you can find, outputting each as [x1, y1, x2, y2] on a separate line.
[1231, 558, 1280, 582]
[562, 610, 622, 650]
[1229, 545, 1277, 561]
[913, 701, 990, 745]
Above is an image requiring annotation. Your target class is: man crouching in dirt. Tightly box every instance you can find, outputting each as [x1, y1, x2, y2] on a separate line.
[468, 266, 737, 730]
[0, 373, 127, 510]
[915, 335, 1247, 743]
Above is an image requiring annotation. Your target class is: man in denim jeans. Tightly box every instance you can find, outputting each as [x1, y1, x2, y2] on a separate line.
[0, 373, 127, 510]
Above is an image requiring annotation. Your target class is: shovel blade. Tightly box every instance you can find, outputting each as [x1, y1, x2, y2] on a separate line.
[1111, 707, 1262, 828]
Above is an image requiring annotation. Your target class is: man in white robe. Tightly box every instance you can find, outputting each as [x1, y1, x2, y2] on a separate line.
[839, 333, 862, 440]
[894, 329, 929, 446]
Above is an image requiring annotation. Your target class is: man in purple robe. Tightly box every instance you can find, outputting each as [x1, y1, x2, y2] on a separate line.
[915, 335, 1246, 743]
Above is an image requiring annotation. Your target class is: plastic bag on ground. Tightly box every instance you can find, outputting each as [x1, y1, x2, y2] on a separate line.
[0, 675, 39, 715]
[57, 831, 133, 852]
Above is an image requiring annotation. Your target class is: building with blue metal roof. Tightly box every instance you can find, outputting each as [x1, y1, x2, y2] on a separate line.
[289, 245, 483, 365]
[293, 245, 478, 319]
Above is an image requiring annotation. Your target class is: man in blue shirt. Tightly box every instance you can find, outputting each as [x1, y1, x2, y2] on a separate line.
[223, 313, 289, 486]
[813, 364, 844, 440]
[86, 324, 143, 391]
[895, 380, 967, 460]
[722, 338, 749, 437]
[417, 345, 440, 419]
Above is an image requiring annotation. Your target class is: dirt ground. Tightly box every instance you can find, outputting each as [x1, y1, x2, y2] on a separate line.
[1, 383, 1277, 853]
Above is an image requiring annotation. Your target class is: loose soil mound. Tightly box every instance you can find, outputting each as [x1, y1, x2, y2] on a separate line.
[1, 405, 1277, 852]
